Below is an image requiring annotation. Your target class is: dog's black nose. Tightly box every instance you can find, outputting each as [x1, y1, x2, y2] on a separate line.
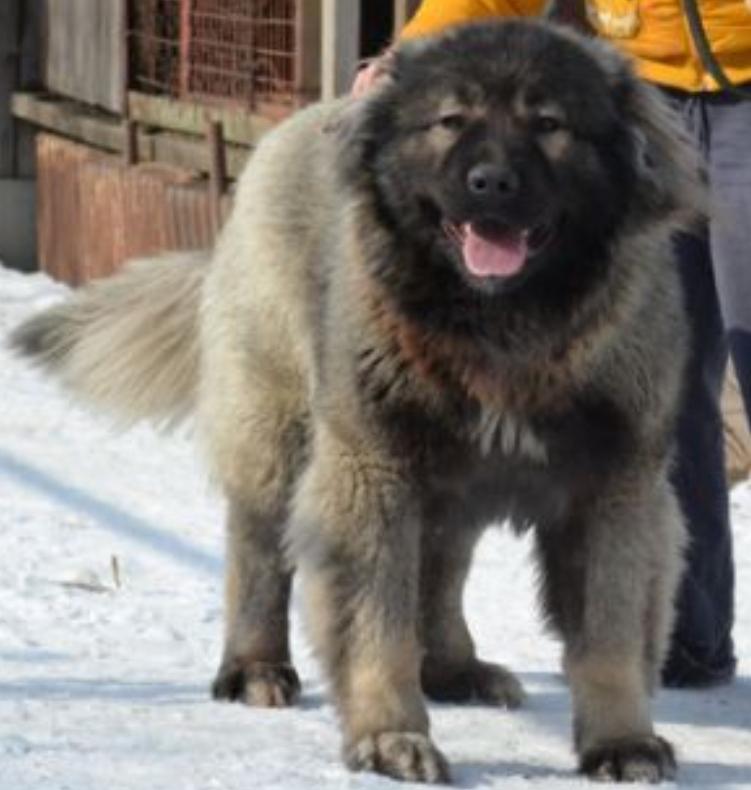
[467, 163, 520, 198]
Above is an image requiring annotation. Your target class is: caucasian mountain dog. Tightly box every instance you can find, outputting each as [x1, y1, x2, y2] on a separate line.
[13, 20, 703, 785]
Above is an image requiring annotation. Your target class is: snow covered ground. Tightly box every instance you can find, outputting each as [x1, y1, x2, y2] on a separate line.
[0, 264, 750, 790]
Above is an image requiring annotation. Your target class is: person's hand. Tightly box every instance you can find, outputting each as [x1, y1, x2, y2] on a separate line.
[351, 50, 395, 97]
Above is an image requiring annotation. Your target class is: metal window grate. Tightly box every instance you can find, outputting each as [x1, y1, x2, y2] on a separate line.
[128, 0, 314, 118]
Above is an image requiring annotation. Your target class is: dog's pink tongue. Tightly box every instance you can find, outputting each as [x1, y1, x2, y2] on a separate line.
[461, 223, 528, 278]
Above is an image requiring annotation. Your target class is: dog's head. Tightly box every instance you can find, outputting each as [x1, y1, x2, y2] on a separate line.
[338, 21, 703, 298]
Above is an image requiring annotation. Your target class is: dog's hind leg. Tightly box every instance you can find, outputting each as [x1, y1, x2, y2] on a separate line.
[536, 472, 682, 783]
[420, 523, 524, 709]
[201, 336, 308, 707]
[211, 498, 300, 707]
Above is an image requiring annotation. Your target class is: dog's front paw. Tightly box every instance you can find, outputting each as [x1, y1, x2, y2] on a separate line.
[211, 660, 300, 707]
[579, 734, 676, 782]
[422, 658, 525, 709]
[346, 731, 451, 784]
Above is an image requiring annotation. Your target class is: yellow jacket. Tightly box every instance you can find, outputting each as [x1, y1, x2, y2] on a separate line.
[400, 0, 751, 91]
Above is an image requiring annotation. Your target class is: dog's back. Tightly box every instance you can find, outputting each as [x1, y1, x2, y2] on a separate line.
[10, 99, 347, 433]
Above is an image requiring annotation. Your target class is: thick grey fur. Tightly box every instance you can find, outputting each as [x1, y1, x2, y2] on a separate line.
[11, 21, 704, 785]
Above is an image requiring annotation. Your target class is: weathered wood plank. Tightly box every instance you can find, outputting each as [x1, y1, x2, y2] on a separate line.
[151, 130, 250, 181]
[44, 0, 126, 113]
[128, 92, 275, 147]
[12, 92, 251, 179]
[36, 132, 232, 284]
[13, 93, 131, 155]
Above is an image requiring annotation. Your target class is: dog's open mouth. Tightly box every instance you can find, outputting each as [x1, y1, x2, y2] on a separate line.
[442, 219, 554, 279]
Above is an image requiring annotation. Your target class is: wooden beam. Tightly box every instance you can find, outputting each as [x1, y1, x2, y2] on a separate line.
[296, 1, 322, 101]
[12, 92, 251, 179]
[13, 93, 134, 155]
[127, 92, 276, 147]
[207, 120, 227, 232]
[321, 0, 360, 101]
[150, 130, 249, 181]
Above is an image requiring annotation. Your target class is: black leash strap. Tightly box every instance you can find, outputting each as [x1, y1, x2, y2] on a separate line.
[680, 0, 750, 98]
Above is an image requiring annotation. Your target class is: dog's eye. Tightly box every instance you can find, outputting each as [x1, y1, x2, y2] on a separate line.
[533, 115, 565, 135]
[436, 113, 467, 132]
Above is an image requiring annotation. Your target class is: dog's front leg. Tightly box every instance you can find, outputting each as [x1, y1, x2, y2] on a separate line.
[535, 472, 682, 783]
[291, 422, 449, 784]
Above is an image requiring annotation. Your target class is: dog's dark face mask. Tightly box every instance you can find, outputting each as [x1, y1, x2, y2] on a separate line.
[421, 92, 584, 289]
[338, 20, 702, 306]
[363, 23, 635, 295]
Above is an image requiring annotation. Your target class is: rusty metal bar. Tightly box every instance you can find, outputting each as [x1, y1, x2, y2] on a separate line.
[207, 118, 226, 233]
[123, 118, 139, 165]
[120, 0, 131, 116]
[179, 0, 192, 97]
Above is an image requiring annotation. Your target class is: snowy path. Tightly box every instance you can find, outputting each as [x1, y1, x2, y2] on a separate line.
[0, 266, 749, 789]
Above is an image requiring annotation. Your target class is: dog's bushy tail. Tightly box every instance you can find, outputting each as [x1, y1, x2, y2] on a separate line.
[10, 251, 208, 429]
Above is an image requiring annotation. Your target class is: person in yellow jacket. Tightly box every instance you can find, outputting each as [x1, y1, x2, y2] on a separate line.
[356, 0, 751, 688]
[399, 0, 751, 91]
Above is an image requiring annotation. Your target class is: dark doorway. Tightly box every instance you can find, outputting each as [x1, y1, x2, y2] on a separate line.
[360, 1, 394, 59]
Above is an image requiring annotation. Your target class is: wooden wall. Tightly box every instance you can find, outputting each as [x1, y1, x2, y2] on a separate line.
[37, 133, 229, 285]
[1, 0, 41, 178]
[44, 0, 126, 114]
[0, 2, 20, 176]
[0, 0, 41, 270]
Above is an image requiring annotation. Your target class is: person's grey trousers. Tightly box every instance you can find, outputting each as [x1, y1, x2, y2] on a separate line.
[662, 88, 751, 686]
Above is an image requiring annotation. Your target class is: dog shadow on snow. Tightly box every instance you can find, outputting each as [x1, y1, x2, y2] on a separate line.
[4, 449, 750, 784]
[0, 448, 221, 577]
[0, 677, 206, 705]
[446, 670, 751, 787]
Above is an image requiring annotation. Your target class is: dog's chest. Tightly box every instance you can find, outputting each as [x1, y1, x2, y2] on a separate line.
[470, 406, 548, 463]
[420, 415, 566, 532]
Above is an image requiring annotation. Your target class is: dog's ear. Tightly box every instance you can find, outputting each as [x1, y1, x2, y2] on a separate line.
[324, 77, 397, 184]
[620, 73, 706, 226]
[323, 47, 400, 140]
[579, 33, 706, 226]
[324, 91, 383, 144]
[324, 38, 441, 181]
